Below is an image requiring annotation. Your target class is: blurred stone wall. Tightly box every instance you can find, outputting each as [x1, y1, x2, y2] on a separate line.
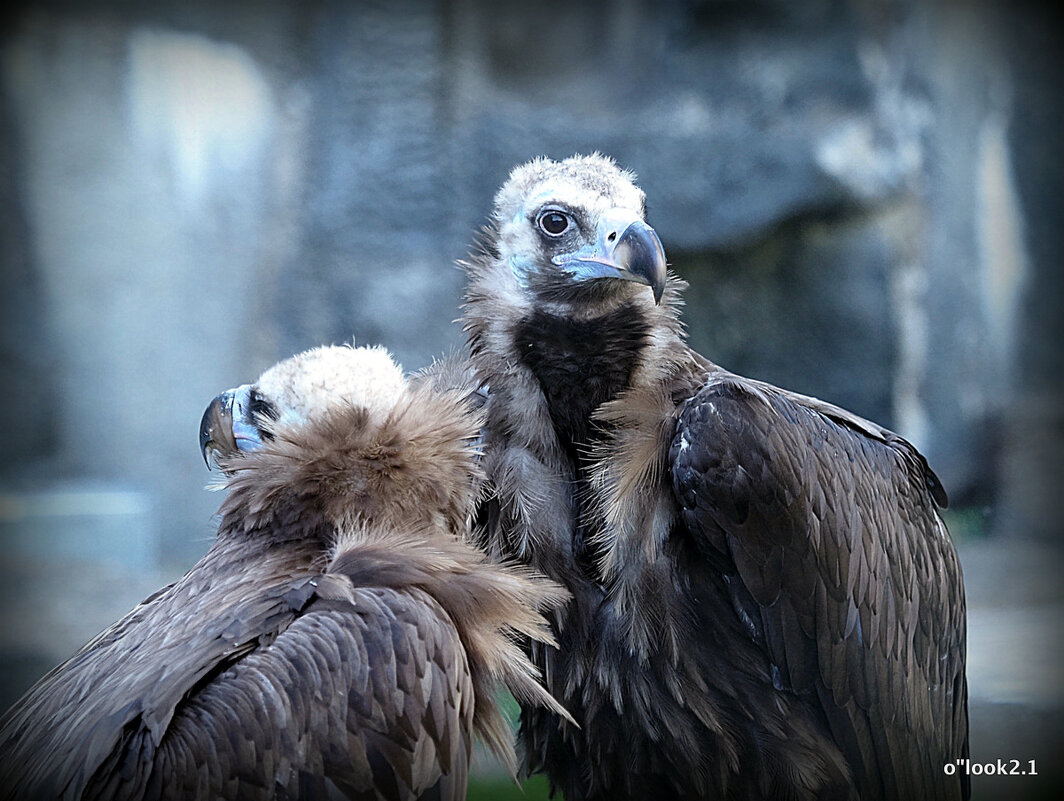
[0, 0, 1059, 572]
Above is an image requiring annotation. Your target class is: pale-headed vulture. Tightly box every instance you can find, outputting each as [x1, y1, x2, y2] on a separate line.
[461, 154, 968, 801]
[0, 344, 569, 801]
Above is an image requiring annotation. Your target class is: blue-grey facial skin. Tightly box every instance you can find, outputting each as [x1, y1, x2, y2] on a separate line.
[550, 208, 667, 304]
[228, 384, 265, 453]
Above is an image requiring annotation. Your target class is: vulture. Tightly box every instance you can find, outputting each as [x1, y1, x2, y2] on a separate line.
[461, 154, 969, 801]
[0, 344, 570, 801]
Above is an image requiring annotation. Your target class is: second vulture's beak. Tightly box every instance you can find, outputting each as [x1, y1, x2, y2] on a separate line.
[199, 385, 265, 468]
[553, 208, 668, 304]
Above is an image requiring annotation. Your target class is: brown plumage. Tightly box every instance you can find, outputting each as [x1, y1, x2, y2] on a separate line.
[462, 154, 968, 800]
[0, 345, 569, 801]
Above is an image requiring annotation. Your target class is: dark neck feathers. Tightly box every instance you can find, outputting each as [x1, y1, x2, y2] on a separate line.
[513, 302, 651, 448]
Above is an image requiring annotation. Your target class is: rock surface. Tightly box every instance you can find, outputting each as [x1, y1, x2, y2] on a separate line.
[0, 1, 1057, 554]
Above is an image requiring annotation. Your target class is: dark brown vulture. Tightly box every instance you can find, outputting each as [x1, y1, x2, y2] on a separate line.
[461, 154, 969, 801]
[0, 344, 569, 801]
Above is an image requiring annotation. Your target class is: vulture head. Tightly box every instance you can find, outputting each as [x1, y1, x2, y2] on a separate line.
[486, 153, 667, 307]
[199, 344, 482, 540]
[199, 344, 405, 461]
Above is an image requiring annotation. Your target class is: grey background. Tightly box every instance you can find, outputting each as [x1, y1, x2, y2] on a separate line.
[1, 1, 1061, 797]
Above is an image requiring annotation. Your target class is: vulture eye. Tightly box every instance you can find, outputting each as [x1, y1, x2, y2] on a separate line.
[537, 209, 572, 237]
[248, 390, 279, 439]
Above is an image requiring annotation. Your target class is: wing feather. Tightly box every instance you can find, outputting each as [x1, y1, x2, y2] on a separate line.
[0, 562, 473, 801]
[670, 374, 968, 801]
[144, 579, 472, 801]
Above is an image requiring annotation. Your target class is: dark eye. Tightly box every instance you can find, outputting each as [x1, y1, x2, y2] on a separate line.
[248, 390, 278, 439]
[537, 209, 571, 237]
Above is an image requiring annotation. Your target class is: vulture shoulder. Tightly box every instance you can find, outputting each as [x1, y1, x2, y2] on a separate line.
[130, 544, 497, 801]
[669, 372, 969, 801]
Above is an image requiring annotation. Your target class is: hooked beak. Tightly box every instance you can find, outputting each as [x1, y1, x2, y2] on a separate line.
[198, 384, 264, 469]
[553, 208, 667, 304]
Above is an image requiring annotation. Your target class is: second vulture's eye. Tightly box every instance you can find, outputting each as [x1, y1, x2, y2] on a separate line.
[248, 390, 279, 436]
[537, 209, 572, 237]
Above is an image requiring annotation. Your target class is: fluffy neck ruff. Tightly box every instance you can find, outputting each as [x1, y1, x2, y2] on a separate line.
[215, 381, 482, 547]
[327, 529, 572, 773]
[213, 378, 572, 771]
[462, 230, 716, 659]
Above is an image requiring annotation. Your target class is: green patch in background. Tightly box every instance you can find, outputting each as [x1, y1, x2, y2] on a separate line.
[467, 773, 551, 801]
[467, 690, 553, 799]
[942, 505, 993, 544]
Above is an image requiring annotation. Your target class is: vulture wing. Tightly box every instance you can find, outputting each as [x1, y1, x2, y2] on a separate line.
[669, 372, 969, 801]
[0, 567, 472, 801]
[135, 576, 473, 801]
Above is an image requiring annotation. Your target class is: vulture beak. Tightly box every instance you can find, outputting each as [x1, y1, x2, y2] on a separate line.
[198, 384, 264, 468]
[553, 208, 667, 304]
